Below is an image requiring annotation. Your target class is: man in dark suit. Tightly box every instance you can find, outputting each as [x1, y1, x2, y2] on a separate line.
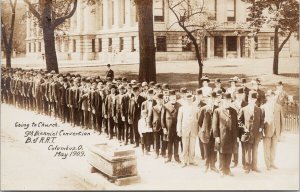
[251, 79, 266, 107]
[131, 85, 146, 147]
[198, 92, 219, 173]
[105, 64, 114, 80]
[241, 78, 250, 103]
[239, 91, 264, 174]
[149, 93, 164, 158]
[115, 85, 127, 142]
[195, 88, 206, 160]
[213, 93, 238, 177]
[230, 87, 248, 168]
[162, 90, 181, 164]
[104, 84, 117, 139]
[59, 77, 69, 123]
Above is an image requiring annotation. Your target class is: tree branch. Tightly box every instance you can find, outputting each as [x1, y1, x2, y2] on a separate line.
[278, 31, 292, 52]
[24, 0, 41, 21]
[52, 0, 77, 28]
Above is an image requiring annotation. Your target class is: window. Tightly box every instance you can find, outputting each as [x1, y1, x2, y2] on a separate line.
[73, 39, 76, 52]
[92, 39, 96, 52]
[38, 42, 42, 52]
[182, 36, 192, 52]
[121, 0, 126, 24]
[64, 40, 69, 52]
[131, 36, 136, 52]
[154, 0, 164, 22]
[111, 1, 114, 25]
[254, 36, 258, 51]
[108, 38, 112, 52]
[270, 37, 274, 50]
[226, 36, 237, 51]
[98, 38, 102, 52]
[227, 0, 236, 21]
[34, 42, 36, 52]
[29, 43, 31, 52]
[100, 3, 104, 27]
[119, 37, 124, 52]
[156, 36, 167, 52]
[208, 0, 217, 20]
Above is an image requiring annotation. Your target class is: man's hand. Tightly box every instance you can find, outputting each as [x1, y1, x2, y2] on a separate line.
[122, 116, 125, 122]
[237, 137, 240, 142]
[259, 128, 263, 132]
[104, 115, 107, 119]
[92, 109, 96, 114]
[163, 128, 168, 135]
[216, 137, 220, 143]
[177, 131, 182, 137]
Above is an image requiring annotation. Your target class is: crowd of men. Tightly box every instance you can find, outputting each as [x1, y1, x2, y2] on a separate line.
[1, 64, 289, 177]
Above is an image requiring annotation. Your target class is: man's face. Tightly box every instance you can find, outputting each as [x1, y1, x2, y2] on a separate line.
[169, 95, 176, 103]
[133, 90, 139, 96]
[119, 88, 125, 94]
[143, 86, 149, 91]
[231, 82, 236, 87]
[111, 88, 116, 94]
[156, 98, 163, 105]
[147, 93, 154, 100]
[202, 81, 208, 87]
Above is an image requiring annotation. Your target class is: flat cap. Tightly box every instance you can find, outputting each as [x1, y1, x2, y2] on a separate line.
[169, 89, 176, 95]
[196, 88, 202, 95]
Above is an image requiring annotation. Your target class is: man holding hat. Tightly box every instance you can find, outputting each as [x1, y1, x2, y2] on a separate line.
[177, 93, 199, 167]
[230, 87, 248, 168]
[106, 64, 114, 79]
[238, 91, 264, 173]
[162, 89, 181, 164]
[213, 93, 239, 177]
[198, 92, 219, 172]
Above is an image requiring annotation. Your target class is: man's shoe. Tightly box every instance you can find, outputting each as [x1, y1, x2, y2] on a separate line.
[252, 168, 261, 173]
[133, 145, 139, 148]
[182, 163, 187, 168]
[211, 167, 219, 173]
[165, 160, 171, 164]
[175, 159, 181, 164]
[231, 163, 238, 168]
[190, 162, 198, 166]
[227, 171, 234, 176]
[271, 165, 278, 169]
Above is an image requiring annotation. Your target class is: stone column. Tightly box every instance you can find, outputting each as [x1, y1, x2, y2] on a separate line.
[26, 10, 30, 38]
[125, 0, 131, 27]
[210, 36, 215, 57]
[113, 0, 120, 28]
[103, 0, 109, 30]
[207, 36, 211, 59]
[83, 4, 96, 34]
[217, 0, 226, 22]
[249, 36, 255, 58]
[223, 36, 227, 58]
[237, 36, 241, 58]
[76, 0, 83, 33]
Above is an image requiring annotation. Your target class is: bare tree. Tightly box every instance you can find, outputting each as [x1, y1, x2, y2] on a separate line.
[1, 0, 17, 68]
[24, 0, 78, 73]
[167, 0, 217, 86]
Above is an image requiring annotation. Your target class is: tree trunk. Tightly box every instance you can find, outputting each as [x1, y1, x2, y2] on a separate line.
[5, 48, 12, 68]
[190, 36, 203, 87]
[136, 0, 156, 82]
[273, 26, 279, 75]
[42, 1, 59, 73]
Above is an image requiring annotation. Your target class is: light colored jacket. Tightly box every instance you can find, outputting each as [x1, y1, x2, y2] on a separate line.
[177, 105, 199, 137]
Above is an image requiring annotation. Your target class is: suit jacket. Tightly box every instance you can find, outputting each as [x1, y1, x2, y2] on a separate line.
[177, 105, 199, 138]
[256, 89, 266, 107]
[133, 95, 146, 121]
[141, 99, 157, 125]
[149, 104, 163, 132]
[238, 104, 264, 143]
[59, 84, 69, 105]
[69, 87, 80, 109]
[231, 100, 248, 138]
[105, 94, 117, 117]
[261, 102, 284, 138]
[121, 94, 131, 120]
[89, 89, 102, 115]
[161, 102, 181, 139]
[198, 105, 218, 143]
[212, 107, 238, 154]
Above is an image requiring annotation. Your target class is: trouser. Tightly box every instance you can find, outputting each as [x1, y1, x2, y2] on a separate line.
[153, 130, 163, 156]
[126, 123, 134, 144]
[232, 142, 240, 165]
[60, 104, 68, 123]
[107, 117, 115, 139]
[220, 153, 232, 174]
[141, 132, 151, 152]
[96, 114, 103, 133]
[181, 135, 196, 164]
[103, 118, 108, 134]
[203, 137, 217, 169]
[117, 116, 125, 141]
[133, 120, 140, 147]
[70, 107, 77, 126]
[263, 136, 278, 168]
[91, 113, 97, 130]
[168, 135, 180, 161]
[244, 138, 260, 171]
[82, 110, 90, 128]
[199, 137, 205, 159]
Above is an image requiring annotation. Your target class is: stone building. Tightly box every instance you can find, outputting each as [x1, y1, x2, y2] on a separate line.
[25, 0, 298, 63]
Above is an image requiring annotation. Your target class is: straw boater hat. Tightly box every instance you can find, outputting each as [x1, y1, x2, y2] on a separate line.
[201, 75, 210, 83]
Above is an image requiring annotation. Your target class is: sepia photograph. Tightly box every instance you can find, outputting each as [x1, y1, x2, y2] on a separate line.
[0, 0, 299, 190]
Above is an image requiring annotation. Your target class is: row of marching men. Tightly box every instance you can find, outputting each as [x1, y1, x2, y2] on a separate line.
[1, 68, 289, 177]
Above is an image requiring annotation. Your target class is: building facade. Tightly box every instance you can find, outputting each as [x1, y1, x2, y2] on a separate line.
[25, 0, 298, 63]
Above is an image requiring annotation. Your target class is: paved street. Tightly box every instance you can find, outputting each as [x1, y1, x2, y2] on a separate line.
[1, 104, 299, 190]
